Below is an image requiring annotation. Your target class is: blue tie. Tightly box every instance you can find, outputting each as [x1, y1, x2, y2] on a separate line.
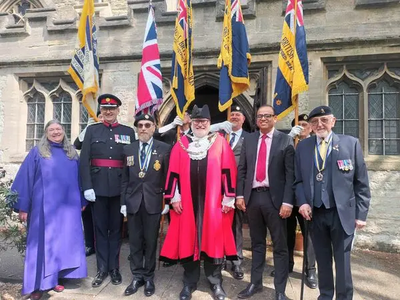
[140, 143, 148, 166]
[229, 133, 236, 148]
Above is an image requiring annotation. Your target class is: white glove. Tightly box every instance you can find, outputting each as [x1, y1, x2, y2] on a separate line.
[172, 116, 183, 127]
[120, 205, 127, 217]
[288, 125, 303, 138]
[161, 205, 170, 215]
[84, 189, 96, 202]
[210, 121, 233, 134]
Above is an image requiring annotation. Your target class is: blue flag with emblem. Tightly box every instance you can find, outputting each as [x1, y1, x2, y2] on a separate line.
[273, 0, 309, 119]
[171, 0, 195, 119]
[218, 0, 251, 112]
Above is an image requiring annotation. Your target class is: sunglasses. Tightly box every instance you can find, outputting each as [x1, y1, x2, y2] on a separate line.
[138, 123, 153, 129]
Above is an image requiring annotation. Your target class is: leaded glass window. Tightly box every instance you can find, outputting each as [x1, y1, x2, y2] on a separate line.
[52, 91, 72, 139]
[80, 101, 89, 132]
[368, 79, 400, 155]
[328, 81, 360, 138]
[26, 92, 45, 151]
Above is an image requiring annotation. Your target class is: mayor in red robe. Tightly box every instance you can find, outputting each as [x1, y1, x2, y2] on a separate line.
[160, 105, 237, 300]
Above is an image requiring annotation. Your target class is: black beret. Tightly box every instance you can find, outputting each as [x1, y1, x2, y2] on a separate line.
[308, 106, 333, 120]
[134, 113, 155, 127]
[191, 105, 211, 120]
[98, 94, 122, 107]
[231, 105, 244, 114]
[291, 113, 309, 127]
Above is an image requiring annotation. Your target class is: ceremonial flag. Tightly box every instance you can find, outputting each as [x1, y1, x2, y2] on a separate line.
[136, 5, 163, 115]
[218, 0, 251, 112]
[273, 0, 309, 119]
[171, 0, 195, 119]
[68, 0, 99, 120]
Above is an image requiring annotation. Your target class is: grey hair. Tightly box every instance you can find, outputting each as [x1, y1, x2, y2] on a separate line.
[37, 120, 78, 160]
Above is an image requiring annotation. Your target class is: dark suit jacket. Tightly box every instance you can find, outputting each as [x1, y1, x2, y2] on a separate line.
[294, 133, 371, 235]
[120, 139, 171, 215]
[237, 129, 295, 209]
[232, 130, 249, 167]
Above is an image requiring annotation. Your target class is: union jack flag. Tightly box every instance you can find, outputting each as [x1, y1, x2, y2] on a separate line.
[136, 5, 163, 115]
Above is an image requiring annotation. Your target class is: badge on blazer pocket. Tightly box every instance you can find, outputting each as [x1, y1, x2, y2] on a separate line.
[153, 160, 161, 171]
[126, 155, 134, 166]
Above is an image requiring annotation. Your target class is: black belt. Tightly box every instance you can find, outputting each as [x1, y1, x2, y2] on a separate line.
[252, 186, 269, 192]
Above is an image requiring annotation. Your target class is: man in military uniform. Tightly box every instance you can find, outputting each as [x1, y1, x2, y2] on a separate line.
[120, 113, 171, 297]
[80, 94, 136, 287]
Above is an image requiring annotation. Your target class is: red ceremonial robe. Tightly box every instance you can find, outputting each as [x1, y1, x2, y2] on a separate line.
[160, 134, 237, 263]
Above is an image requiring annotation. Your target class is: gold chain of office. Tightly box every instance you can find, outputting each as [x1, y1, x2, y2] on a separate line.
[177, 133, 218, 156]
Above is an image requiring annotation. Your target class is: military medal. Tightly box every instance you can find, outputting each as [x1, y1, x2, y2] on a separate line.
[138, 171, 145, 178]
[153, 160, 161, 171]
[316, 172, 323, 181]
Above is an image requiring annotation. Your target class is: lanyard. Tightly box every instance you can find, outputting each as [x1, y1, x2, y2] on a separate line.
[314, 135, 332, 173]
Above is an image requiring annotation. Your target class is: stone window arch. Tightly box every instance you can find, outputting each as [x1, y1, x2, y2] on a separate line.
[367, 73, 400, 155]
[49, 80, 74, 139]
[328, 76, 362, 138]
[23, 81, 46, 151]
[0, 0, 43, 23]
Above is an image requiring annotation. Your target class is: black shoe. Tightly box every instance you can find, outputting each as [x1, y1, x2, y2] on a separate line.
[179, 285, 196, 300]
[270, 269, 275, 277]
[85, 247, 95, 257]
[109, 269, 122, 285]
[238, 283, 263, 299]
[305, 269, 318, 289]
[222, 260, 227, 271]
[92, 271, 108, 287]
[275, 292, 287, 300]
[211, 284, 226, 300]
[124, 279, 145, 296]
[231, 265, 244, 280]
[144, 280, 155, 297]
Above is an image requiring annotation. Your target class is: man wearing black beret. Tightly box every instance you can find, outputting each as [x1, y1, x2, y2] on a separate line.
[294, 105, 371, 300]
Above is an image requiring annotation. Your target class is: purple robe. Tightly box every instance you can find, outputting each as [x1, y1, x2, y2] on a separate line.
[12, 143, 87, 295]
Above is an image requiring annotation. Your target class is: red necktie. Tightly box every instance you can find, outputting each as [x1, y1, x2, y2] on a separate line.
[256, 134, 267, 182]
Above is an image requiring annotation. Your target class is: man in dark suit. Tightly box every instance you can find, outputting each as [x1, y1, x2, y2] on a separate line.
[270, 114, 317, 289]
[224, 105, 249, 280]
[236, 105, 295, 300]
[294, 106, 371, 300]
[80, 94, 136, 287]
[120, 113, 171, 297]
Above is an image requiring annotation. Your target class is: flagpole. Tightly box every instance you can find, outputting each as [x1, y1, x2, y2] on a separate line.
[293, 0, 299, 147]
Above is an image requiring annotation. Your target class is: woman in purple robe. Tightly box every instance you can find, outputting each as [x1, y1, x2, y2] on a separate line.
[12, 120, 87, 300]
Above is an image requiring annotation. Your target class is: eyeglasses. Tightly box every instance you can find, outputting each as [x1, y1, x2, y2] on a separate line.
[256, 114, 274, 120]
[310, 117, 332, 126]
[192, 119, 209, 125]
[138, 123, 153, 129]
[100, 107, 117, 112]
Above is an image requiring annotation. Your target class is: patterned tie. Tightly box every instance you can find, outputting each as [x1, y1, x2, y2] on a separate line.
[256, 134, 267, 182]
[140, 142, 148, 166]
[229, 133, 236, 148]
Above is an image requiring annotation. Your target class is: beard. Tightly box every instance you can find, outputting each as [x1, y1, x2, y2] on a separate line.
[192, 125, 210, 138]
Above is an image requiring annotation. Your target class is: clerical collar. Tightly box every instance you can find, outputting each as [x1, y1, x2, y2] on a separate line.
[103, 121, 119, 128]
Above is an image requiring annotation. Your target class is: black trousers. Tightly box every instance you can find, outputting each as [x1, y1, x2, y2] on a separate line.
[247, 190, 288, 293]
[82, 202, 95, 249]
[287, 206, 316, 272]
[93, 195, 122, 272]
[127, 200, 161, 281]
[231, 209, 245, 266]
[183, 260, 222, 287]
[311, 207, 354, 300]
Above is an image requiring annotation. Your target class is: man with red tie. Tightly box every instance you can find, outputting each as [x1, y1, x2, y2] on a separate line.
[236, 105, 295, 300]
